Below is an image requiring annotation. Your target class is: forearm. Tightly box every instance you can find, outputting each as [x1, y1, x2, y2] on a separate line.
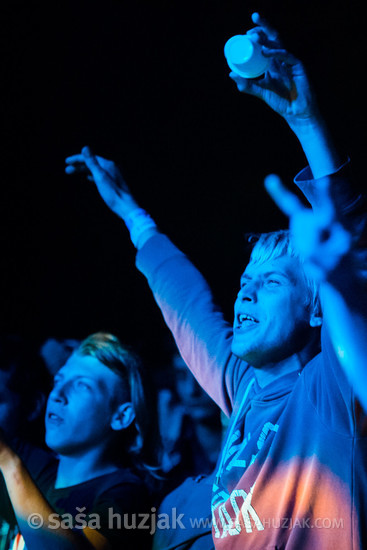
[1, 451, 92, 550]
[287, 115, 342, 180]
[120, 206, 160, 250]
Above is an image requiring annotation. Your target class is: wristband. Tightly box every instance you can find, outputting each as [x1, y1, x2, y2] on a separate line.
[125, 208, 157, 247]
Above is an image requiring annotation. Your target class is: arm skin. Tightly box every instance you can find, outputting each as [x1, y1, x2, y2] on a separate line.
[65, 147, 158, 250]
[230, 12, 342, 180]
[65, 152, 238, 414]
[65, 14, 349, 246]
[265, 174, 367, 412]
[0, 442, 110, 550]
[64, 13, 363, 408]
[65, 150, 367, 413]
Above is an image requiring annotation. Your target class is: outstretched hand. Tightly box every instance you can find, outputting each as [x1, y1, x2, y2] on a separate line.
[229, 13, 318, 126]
[65, 147, 139, 220]
[265, 174, 352, 282]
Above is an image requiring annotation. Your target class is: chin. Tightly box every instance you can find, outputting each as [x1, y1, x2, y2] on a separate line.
[231, 341, 269, 368]
[45, 434, 66, 455]
[45, 438, 59, 453]
[231, 339, 253, 362]
[232, 350, 256, 365]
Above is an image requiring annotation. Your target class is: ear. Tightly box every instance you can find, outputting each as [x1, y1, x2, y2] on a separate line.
[309, 310, 323, 328]
[110, 402, 135, 431]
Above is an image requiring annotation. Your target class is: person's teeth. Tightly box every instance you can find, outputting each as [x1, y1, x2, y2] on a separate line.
[239, 314, 257, 323]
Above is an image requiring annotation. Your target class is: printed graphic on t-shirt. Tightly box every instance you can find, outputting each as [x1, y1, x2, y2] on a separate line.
[212, 419, 279, 538]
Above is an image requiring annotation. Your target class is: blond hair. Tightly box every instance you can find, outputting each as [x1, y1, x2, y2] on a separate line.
[247, 230, 321, 316]
[76, 332, 161, 480]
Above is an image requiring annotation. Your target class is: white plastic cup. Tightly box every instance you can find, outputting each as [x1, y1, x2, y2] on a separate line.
[224, 33, 270, 78]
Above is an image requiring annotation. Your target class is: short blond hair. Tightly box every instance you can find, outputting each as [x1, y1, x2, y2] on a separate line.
[247, 230, 321, 317]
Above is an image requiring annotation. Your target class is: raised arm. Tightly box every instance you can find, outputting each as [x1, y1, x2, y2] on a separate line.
[0, 439, 103, 550]
[265, 173, 367, 411]
[65, 147, 158, 249]
[229, 12, 342, 179]
[65, 150, 241, 415]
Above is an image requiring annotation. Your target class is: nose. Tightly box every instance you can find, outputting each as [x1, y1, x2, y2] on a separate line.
[49, 383, 68, 405]
[238, 281, 258, 303]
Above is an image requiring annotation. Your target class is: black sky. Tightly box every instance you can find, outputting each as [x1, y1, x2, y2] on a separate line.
[1, 0, 365, 365]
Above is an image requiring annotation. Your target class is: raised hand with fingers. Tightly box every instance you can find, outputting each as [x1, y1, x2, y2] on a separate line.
[65, 146, 139, 220]
[65, 147, 158, 249]
[264, 173, 352, 282]
[229, 12, 319, 127]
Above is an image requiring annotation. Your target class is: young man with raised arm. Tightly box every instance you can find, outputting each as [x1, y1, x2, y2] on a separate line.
[66, 13, 367, 550]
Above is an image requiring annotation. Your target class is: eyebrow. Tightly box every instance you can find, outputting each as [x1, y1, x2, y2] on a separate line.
[53, 373, 98, 385]
[241, 270, 295, 283]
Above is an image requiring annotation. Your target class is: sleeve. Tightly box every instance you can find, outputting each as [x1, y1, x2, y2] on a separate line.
[294, 160, 366, 242]
[136, 233, 247, 416]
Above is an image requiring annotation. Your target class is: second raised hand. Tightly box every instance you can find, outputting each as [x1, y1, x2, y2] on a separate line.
[65, 146, 139, 220]
[264, 174, 352, 282]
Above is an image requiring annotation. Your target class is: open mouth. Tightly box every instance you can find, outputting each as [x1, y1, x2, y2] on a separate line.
[47, 412, 63, 424]
[237, 313, 259, 325]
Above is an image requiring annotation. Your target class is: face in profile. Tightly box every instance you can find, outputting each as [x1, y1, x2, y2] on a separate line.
[45, 353, 126, 457]
[232, 254, 319, 367]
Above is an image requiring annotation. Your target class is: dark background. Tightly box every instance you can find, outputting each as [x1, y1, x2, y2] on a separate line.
[1, 0, 365, 368]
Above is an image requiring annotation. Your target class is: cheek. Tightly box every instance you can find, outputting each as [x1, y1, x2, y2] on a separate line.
[277, 289, 308, 318]
[64, 397, 101, 427]
[81, 401, 113, 429]
[265, 301, 304, 339]
[291, 298, 311, 323]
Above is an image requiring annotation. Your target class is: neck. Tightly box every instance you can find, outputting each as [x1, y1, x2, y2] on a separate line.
[253, 340, 318, 388]
[55, 447, 119, 488]
[253, 354, 302, 388]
